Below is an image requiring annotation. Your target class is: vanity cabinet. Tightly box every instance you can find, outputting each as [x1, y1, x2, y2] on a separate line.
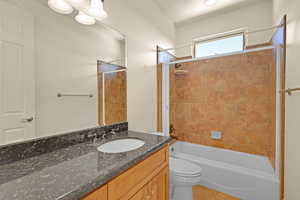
[82, 145, 169, 200]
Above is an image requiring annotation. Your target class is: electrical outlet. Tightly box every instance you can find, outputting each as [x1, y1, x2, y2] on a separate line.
[211, 131, 222, 140]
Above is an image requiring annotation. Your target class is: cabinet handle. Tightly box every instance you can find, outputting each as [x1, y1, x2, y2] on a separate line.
[21, 117, 34, 123]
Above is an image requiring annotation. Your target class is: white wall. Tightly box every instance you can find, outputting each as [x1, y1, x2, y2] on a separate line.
[175, 0, 273, 57]
[104, 0, 175, 132]
[273, 0, 300, 199]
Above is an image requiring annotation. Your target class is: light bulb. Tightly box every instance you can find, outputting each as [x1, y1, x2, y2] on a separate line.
[75, 11, 96, 25]
[48, 0, 74, 14]
[65, 0, 88, 8]
[87, 0, 107, 20]
[67, 0, 85, 4]
[204, 0, 218, 6]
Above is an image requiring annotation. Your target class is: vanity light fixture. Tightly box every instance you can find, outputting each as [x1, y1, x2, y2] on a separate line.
[66, 0, 88, 8]
[87, 0, 107, 20]
[48, 0, 108, 25]
[204, 0, 218, 6]
[75, 11, 96, 25]
[48, 0, 74, 14]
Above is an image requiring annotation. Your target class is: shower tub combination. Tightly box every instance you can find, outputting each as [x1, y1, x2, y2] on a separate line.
[170, 141, 279, 200]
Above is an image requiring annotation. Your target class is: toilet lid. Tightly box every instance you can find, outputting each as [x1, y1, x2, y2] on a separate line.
[170, 157, 202, 176]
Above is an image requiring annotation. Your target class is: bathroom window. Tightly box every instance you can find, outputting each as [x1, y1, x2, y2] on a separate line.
[194, 33, 245, 58]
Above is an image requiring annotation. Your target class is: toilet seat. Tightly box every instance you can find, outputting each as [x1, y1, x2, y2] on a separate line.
[170, 157, 202, 177]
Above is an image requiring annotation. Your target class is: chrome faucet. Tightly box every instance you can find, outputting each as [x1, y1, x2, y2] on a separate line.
[87, 131, 97, 139]
[101, 132, 107, 140]
[110, 128, 119, 135]
[86, 131, 98, 143]
[100, 128, 120, 140]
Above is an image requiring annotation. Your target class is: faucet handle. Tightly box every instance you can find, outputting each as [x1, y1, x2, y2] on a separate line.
[101, 132, 107, 139]
[87, 131, 97, 138]
[110, 127, 120, 135]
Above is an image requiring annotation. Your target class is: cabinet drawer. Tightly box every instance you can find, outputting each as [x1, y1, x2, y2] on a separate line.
[108, 146, 168, 200]
[82, 185, 107, 200]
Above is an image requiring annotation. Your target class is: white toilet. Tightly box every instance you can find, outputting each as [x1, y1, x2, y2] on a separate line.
[170, 157, 202, 200]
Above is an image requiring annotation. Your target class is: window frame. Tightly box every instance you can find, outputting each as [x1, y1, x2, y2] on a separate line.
[193, 30, 246, 58]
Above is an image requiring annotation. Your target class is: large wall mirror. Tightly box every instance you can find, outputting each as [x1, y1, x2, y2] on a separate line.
[0, 0, 127, 146]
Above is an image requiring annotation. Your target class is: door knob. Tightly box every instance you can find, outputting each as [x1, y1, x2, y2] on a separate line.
[21, 117, 34, 123]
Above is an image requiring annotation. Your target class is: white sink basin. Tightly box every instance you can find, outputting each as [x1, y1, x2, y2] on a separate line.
[97, 138, 145, 153]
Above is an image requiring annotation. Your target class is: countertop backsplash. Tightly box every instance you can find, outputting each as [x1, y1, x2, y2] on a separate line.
[0, 122, 128, 165]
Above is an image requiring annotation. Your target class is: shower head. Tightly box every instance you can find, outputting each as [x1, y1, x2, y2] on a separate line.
[175, 63, 182, 69]
[173, 63, 187, 75]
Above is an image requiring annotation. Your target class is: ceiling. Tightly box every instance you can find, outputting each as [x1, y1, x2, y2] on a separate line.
[153, 0, 269, 25]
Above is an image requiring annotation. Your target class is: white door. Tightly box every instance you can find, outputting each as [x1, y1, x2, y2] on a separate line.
[0, 1, 35, 145]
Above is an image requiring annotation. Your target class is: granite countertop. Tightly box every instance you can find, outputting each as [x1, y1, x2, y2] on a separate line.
[0, 131, 171, 200]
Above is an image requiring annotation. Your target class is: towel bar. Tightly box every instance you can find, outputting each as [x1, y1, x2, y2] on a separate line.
[57, 93, 93, 98]
[282, 88, 300, 95]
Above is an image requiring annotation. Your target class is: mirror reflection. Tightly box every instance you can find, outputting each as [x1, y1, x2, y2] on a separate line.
[97, 61, 127, 126]
[0, 0, 127, 146]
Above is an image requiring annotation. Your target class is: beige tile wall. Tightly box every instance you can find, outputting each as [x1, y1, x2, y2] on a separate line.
[104, 71, 127, 125]
[169, 50, 276, 167]
[98, 68, 127, 126]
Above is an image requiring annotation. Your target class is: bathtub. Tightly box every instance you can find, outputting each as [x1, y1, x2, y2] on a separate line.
[170, 141, 279, 200]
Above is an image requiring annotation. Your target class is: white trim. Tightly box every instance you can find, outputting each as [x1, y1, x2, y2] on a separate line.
[192, 28, 247, 42]
[167, 45, 276, 65]
[102, 72, 106, 125]
[275, 46, 282, 178]
[162, 63, 170, 137]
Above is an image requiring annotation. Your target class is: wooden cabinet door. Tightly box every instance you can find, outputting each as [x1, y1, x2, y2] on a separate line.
[82, 185, 107, 200]
[129, 183, 149, 200]
[109, 147, 168, 200]
[129, 167, 169, 200]
[150, 167, 169, 200]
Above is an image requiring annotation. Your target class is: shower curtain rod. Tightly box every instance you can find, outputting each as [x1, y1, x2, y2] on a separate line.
[158, 24, 283, 52]
[166, 45, 277, 65]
